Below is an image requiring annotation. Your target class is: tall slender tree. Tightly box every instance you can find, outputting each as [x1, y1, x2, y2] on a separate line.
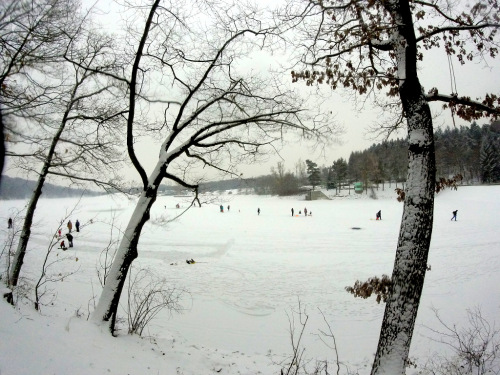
[6, 22, 127, 288]
[91, 0, 339, 334]
[280, 0, 500, 373]
[0, 0, 82, 187]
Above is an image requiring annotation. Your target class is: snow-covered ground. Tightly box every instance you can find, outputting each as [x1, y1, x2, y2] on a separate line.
[0, 185, 499, 374]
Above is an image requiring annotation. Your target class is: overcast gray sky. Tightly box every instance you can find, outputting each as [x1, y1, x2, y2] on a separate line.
[7, 0, 500, 185]
[101, 0, 500, 182]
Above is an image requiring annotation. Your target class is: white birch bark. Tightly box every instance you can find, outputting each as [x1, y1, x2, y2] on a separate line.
[91, 156, 167, 329]
[371, 0, 436, 373]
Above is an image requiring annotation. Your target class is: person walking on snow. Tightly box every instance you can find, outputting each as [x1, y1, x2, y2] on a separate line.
[8, 218, 12, 229]
[67, 220, 72, 233]
[75, 219, 80, 232]
[291, 208, 294, 216]
[66, 233, 74, 248]
[376, 210, 382, 220]
[257, 208, 260, 215]
[304, 208, 307, 216]
[451, 210, 458, 221]
[228, 205, 230, 212]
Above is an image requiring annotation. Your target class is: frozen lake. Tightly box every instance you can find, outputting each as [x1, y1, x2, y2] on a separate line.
[1, 185, 499, 373]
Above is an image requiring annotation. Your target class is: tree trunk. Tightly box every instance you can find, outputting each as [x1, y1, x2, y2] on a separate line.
[371, 0, 436, 374]
[0, 105, 4, 188]
[91, 165, 163, 333]
[8, 87, 78, 288]
[9, 171, 47, 287]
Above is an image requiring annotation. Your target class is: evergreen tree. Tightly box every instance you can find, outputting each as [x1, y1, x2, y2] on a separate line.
[332, 158, 348, 192]
[480, 133, 500, 183]
[305, 159, 322, 190]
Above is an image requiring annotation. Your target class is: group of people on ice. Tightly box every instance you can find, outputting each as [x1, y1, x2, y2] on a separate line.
[59, 219, 80, 250]
[209, 205, 459, 221]
[219, 205, 231, 213]
[291, 208, 312, 217]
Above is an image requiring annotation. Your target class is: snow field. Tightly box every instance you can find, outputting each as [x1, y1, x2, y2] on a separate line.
[0, 185, 499, 374]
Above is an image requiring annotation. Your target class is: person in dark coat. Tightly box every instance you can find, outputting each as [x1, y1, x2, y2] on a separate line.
[451, 210, 458, 221]
[291, 208, 294, 216]
[228, 205, 230, 212]
[376, 210, 382, 220]
[66, 233, 73, 248]
[304, 208, 308, 216]
[257, 208, 260, 215]
[75, 220, 80, 232]
[8, 218, 12, 229]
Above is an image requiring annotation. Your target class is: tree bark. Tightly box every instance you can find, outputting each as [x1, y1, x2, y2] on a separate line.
[91, 164, 164, 333]
[9, 171, 47, 287]
[371, 0, 436, 374]
[8, 85, 79, 287]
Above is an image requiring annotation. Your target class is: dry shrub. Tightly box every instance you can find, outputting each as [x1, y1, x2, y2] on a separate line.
[345, 275, 392, 304]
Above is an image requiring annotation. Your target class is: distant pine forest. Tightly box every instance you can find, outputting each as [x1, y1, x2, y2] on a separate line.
[227, 121, 500, 196]
[3, 122, 499, 199]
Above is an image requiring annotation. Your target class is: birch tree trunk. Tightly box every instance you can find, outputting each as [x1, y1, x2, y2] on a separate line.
[371, 0, 436, 373]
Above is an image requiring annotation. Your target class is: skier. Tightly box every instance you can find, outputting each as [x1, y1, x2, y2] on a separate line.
[451, 210, 458, 221]
[8, 217, 12, 229]
[67, 220, 73, 233]
[257, 208, 260, 215]
[291, 208, 294, 217]
[376, 210, 382, 220]
[60, 240, 67, 251]
[66, 233, 74, 248]
[75, 219, 80, 232]
[304, 208, 308, 216]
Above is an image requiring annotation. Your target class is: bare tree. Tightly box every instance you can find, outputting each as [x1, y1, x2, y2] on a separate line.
[91, 0, 340, 334]
[125, 266, 184, 336]
[6, 18, 128, 288]
[279, 0, 500, 372]
[34, 210, 80, 312]
[0, 0, 84, 186]
[421, 307, 500, 375]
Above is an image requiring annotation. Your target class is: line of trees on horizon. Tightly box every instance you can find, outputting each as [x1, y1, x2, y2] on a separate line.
[246, 121, 500, 197]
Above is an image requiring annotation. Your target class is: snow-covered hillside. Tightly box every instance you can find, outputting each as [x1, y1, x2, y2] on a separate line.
[1, 185, 499, 374]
